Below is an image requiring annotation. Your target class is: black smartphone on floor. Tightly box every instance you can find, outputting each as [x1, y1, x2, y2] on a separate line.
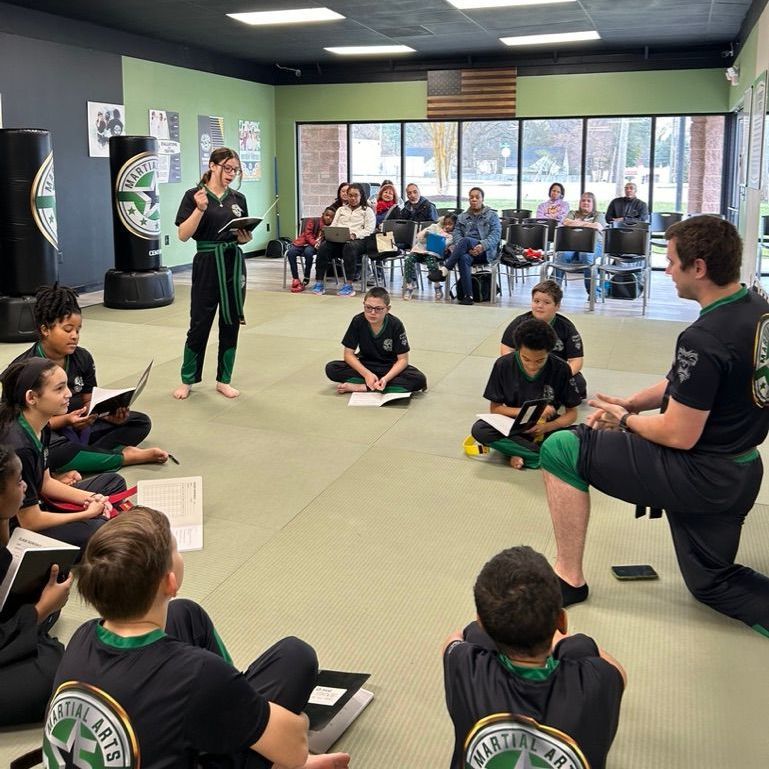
[611, 564, 659, 580]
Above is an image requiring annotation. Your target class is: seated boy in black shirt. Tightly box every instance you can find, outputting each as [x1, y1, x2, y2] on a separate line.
[443, 546, 625, 769]
[325, 286, 427, 393]
[500, 280, 587, 400]
[45, 507, 349, 769]
[472, 319, 581, 469]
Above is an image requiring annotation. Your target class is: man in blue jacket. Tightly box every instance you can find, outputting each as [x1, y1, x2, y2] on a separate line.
[440, 187, 501, 305]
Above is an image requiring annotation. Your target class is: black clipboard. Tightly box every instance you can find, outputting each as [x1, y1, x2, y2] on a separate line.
[509, 398, 549, 435]
[216, 216, 262, 235]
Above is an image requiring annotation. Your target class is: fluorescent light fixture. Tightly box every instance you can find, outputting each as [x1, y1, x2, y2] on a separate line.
[501, 30, 600, 46]
[324, 45, 415, 55]
[228, 8, 344, 25]
[450, 0, 576, 8]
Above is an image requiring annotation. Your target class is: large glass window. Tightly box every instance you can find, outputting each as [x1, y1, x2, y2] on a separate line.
[521, 119, 583, 215]
[404, 122, 458, 208]
[297, 123, 347, 219]
[350, 123, 401, 195]
[461, 121, 518, 211]
[585, 117, 652, 216]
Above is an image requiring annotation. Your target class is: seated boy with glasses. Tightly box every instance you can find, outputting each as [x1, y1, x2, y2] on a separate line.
[325, 287, 427, 394]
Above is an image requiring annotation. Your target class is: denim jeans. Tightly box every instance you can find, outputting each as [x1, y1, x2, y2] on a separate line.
[444, 237, 488, 298]
[555, 238, 603, 294]
[286, 244, 314, 280]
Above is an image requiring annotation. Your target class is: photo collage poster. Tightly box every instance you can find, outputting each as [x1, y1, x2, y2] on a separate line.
[238, 120, 261, 180]
[88, 101, 125, 157]
[198, 115, 224, 176]
[148, 109, 181, 183]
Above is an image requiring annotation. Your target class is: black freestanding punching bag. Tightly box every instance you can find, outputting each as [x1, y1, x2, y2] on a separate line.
[0, 128, 59, 342]
[103, 135, 174, 309]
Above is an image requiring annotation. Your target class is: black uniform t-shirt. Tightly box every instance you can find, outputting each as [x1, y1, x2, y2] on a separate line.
[12, 343, 97, 412]
[664, 287, 769, 454]
[483, 353, 581, 412]
[444, 634, 624, 769]
[1, 416, 49, 509]
[501, 312, 584, 363]
[341, 313, 410, 373]
[175, 186, 248, 243]
[45, 621, 270, 769]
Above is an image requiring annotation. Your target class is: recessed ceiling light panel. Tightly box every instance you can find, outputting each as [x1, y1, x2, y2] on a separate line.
[228, 8, 344, 25]
[500, 30, 600, 45]
[324, 45, 416, 55]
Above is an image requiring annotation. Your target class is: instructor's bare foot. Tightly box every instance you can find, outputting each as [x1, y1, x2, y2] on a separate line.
[509, 456, 525, 470]
[173, 384, 191, 400]
[122, 447, 169, 466]
[336, 382, 367, 393]
[216, 382, 240, 398]
[303, 753, 350, 769]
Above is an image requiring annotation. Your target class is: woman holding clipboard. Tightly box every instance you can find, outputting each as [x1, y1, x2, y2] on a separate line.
[173, 148, 253, 400]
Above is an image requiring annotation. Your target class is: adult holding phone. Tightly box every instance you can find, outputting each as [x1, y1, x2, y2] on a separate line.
[173, 148, 253, 400]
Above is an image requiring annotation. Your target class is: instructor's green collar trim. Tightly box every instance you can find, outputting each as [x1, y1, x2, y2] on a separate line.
[498, 653, 559, 681]
[96, 623, 165, 649]
[699, 285, 747, 317]
[204, 185, 231, 205]
[17, 413, 42, 451]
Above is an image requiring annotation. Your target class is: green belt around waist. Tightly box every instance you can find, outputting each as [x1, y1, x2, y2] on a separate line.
[196, 240, 245, 325]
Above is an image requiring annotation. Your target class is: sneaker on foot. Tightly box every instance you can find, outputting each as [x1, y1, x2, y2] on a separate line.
[434, 285, 444, 301]
[290, 278, 304, 293]
[402, 283, 414, 301]
[338, 283, 356, 297]
[458, 296, 474, 306]
[311, 281, 325, 295]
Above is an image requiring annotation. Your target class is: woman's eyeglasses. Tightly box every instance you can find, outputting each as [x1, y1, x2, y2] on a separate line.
[218, 163, 242, 176]
[363, 304, 387, 313]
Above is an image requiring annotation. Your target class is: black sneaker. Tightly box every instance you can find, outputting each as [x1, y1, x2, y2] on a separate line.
[458, 297, 474, 306]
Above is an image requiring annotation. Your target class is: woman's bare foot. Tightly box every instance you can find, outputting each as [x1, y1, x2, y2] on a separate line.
[336, 382, 367, 393]
[122, 447, 169, 466]
[173, 384, 191, 400]
[303, 753, 350, 769]
[52, 470, 82, 486]
[509, 456, 525, 470]
[216, 382, 240, 398]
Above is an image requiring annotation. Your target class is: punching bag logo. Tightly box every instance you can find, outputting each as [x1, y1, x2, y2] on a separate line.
[115, 152, 160, 240]
[30, 151, 58, 249]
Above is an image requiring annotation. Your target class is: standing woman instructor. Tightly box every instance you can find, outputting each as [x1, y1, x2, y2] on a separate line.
[173, 148, 253, 400]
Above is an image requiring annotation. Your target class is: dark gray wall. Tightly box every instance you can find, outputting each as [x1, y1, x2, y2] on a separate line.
[0, 31, 122, 288]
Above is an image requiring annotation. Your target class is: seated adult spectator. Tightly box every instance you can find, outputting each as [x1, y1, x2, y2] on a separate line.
[396, 183, 438, 223]
[443, 546, 625, 769]
[438, 187, 501, 306]
[535, 183, 569, 223]
[558, 191, 606, 298]
[375, 183, 399, 227]
[605, 182, 649, 222]
[402, 214, 456, 302]
[312, 182, 375, 297]
[329, 181, 349, 212]
[287, 207, 334, 293]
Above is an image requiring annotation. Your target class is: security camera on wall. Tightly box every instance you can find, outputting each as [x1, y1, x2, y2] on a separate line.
[725, 66, 740, 86]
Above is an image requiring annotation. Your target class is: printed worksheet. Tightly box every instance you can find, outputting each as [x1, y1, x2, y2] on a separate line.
[136, 476, 203, 551]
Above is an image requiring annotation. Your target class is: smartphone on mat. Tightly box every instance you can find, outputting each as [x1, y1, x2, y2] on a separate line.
[610, 564, 659, 580]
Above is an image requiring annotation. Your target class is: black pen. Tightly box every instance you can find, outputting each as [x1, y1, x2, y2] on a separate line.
[168, 454, 180, 465]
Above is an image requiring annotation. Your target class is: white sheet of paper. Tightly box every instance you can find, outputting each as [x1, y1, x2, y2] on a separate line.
[475, 412, 515, 435]
[348, 391, 411, 407]
[308, 686, 347, 706]
[137, 477, 203, 551]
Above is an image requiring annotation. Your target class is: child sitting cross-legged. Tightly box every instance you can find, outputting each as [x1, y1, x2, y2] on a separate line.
[402, 214, 456, 302]
[325, 287, 427, 394]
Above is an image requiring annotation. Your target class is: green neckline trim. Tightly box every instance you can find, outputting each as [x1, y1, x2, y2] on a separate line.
[17, 413, 42, 451]
[368, 314, 389, 339]
[204, 185, 231, 205]
[96, 623, 166, 649]
[498, 653, 560, 681]
[514, 351, 543, 382]
[699, 285, 747, 316]
[35, 341, 68, 371]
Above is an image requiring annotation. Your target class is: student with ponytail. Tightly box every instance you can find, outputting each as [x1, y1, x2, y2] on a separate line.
[173, 147, 253, 400]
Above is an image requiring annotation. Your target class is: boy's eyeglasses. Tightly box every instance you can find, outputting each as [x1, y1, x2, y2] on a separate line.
[363, 304, 387, 313]
[218, 163, 242, 176]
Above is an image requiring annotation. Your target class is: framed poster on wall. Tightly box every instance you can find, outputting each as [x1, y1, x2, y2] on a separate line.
[198, 115, 224, 176]
[149, 109, 181, 183]
[238, 120, 261, 180]
[748, 71, 767, 190]
[87, 101, 124, 157]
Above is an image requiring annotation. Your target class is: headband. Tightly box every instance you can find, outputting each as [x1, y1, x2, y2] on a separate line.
[11, 358, 54, 405]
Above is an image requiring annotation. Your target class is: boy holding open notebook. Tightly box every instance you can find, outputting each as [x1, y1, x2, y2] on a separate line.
[471, 319, 580, 469]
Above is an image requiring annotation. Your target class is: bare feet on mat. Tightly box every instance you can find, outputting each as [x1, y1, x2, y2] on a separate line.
[336, 382, 367, 393]
[122, 447, 169, 465]
[304, 753, 350, 769]
[52, 470, 82, 486]
[173, 384, 191, 400]
[509, 456, 525, 470]
[216, 382, 240, 398]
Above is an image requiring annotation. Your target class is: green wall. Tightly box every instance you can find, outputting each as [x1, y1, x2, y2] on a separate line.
[122, 57, 276, 267]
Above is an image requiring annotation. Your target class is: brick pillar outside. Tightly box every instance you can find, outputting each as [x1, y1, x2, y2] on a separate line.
[688, 116, 724, 214]
[298, 125, 348, 219]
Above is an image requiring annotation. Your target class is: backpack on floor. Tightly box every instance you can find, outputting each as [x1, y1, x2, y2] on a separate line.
[265, 238, 291, 258]
[607, 271, 644, 299]
[453, 270, 501, 303]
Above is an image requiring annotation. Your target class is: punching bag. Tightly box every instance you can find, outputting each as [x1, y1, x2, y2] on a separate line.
[104, 135, 173, 309]
[0, 128, 59, 341]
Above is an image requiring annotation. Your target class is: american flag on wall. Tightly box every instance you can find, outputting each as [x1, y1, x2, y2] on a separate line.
[427, 68, 517, 120]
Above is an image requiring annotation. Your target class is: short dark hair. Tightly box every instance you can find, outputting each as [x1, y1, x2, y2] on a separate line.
[442, 213, 458, 227]
[468, 186, 485, 200]
[531, 280, 562, 305]
[78, 507, 173, 621]
[34, 284, 81, 334]
[474, 546, 562, 656]
[665, 215, 741, 286]
[513, 318, 557, 352]
[549, 182, 565, 198]
[364, 286, 390, 305]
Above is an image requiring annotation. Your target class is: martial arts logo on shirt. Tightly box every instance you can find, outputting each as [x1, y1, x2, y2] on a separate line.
[553, 338, 564, 352]
[383, 338, 393, 352]
[464, 713, 588, 769]
[571, 334, 582, 352]
[231, 203, 243, 217]
[543, 384, 555, 403]
[31, 151, 58, 249]
[115, 152, 161, 240]
[753, 313, 769, 407]
[43, 681, 139, 769]
[73, 376, 84, 394]
[675, 346, 699, 383]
